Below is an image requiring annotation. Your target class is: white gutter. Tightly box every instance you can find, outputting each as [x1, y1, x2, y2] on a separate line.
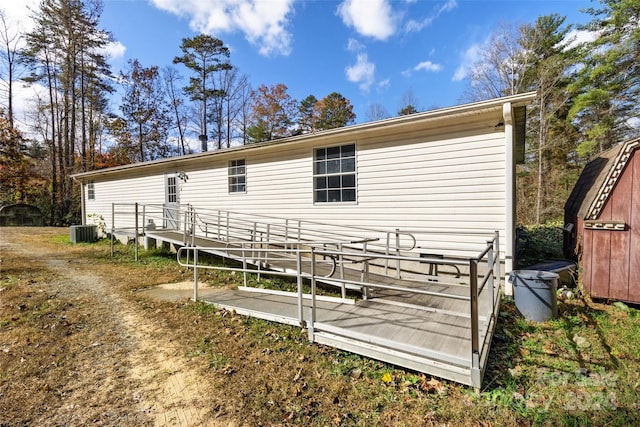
[80, 182, 86, 225]
[503, 102, 516, 295]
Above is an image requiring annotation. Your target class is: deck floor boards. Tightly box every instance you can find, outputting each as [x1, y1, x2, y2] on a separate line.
[145, 229, 499, 386]
[200, 287, 473, 362]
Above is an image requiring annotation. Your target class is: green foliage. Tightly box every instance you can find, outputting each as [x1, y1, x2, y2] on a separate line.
[115, 59, 175, 162]
[398, 104, 418, 116]
[568, 0, 640, 153]
[314, 92, 356, 130]
[173, 34, 232, 146]
[516, 222, 564, 268]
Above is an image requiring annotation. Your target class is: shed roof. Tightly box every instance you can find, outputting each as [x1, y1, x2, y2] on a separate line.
[565, 136, 640, 220]
[72, 92, 536, 182]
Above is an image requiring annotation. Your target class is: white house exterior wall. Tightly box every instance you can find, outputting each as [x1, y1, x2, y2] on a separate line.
[74, 93, 537, 266]
[173, 122, 504, 258]
[85, 175, 165, 230]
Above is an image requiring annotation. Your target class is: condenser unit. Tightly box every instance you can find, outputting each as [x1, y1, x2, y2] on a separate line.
[69, 225, 97, 243]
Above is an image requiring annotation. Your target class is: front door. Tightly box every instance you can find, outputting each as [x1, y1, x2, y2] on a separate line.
[164, 174, 180, 229]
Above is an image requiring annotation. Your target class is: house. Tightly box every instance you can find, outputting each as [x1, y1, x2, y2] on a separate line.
[71, 92, 536, 388]
[72, 92, 536, 288]
[564, 137, 640, 304]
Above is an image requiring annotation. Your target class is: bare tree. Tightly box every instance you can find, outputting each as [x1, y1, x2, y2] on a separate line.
[366, 103, 390, 121]
[162, 66, 188, 155]
[460, 22, 530, 102]
[0, 10, 23, 128]
[398, 88, 420, 115]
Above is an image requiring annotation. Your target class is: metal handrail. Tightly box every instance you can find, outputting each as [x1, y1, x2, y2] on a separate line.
[141, 203, 419, 257]
[467, 231, 500, 389]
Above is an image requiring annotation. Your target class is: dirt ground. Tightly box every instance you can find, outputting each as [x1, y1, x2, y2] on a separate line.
[0, 228, 226, 426]
[3, 227, 639, 427]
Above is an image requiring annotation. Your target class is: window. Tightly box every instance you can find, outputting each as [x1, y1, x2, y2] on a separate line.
[87, 182, 95, 200]
[167, 176, 178, 203]
[228, 159, 246, 193]
[313, 144, 356, 203]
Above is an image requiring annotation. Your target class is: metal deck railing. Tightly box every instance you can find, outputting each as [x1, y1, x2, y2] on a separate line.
[108, 202, 502, 388]
[111, 202, 495, 282]
[174, 233, 501, 389]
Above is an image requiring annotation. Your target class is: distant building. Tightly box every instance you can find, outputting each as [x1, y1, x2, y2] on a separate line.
[0, 203, 44, 227]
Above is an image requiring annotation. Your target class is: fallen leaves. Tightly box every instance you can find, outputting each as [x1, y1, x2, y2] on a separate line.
[421, 377, 446, 395]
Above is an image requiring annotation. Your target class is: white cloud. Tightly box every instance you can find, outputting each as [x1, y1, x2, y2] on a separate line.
[1, 0, 38, 33]
[402, 60, 443, 77]
[377, 78, 391, 91]
[405, 0, 457, 33]
[345, 53, 375, 91]
[347, 38, 365, 52]
[452, 42, 483, 82]
[151, 0, 296, 56]
[564, 29, 599, 50]
[415, 61, 443, 72]
[102, 41, 126, 61]
[337, 0, 396, 40]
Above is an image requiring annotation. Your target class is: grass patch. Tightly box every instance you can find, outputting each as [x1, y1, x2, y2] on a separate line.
[2, 227, 640, 426]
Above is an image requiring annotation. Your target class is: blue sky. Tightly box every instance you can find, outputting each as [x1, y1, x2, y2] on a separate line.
[7, 0, 596, 127]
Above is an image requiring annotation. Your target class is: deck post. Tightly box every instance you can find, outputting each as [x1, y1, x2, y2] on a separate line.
[308, 247, 316, 342]
[297, 247, 304, 326]
[191, 206, 196, 247]
[193, 247, 199, 302]
[242, 244, 248, 287]
[134, 203, 139, 262]
[487, 239, 495, 316]
[495, 231, 501, 296]
[395, 228, 401, 278]
[110, 203, 115, 257]
[469, 258, 480, 387]
[338, 243, 346, 299]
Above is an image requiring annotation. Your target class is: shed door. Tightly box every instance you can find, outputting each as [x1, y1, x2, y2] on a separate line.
[164, 174, 180, 229]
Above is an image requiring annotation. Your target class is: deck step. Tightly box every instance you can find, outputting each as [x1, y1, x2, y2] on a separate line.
[312, 331, 474, 386]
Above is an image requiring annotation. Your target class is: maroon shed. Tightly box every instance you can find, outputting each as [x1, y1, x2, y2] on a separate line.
[564, 137, 640, 304]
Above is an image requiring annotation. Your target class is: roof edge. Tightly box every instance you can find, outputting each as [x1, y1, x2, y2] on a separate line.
[72, 91, 537, 181]
[586, 137, 640, 219]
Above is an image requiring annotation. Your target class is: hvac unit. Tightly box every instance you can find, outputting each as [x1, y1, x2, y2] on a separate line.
[69, 225, 97, 243]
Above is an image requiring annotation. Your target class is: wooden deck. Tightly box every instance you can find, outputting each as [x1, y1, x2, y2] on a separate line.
[144, 228, 500, 388]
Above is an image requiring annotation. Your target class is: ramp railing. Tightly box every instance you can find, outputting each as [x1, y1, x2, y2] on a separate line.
[176, 231, 500, 389]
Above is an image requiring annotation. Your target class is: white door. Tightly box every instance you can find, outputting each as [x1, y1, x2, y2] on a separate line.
[164, 174, 180, 229]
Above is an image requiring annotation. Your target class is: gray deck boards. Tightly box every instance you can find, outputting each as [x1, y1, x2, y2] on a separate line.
[202, 287, 473, 363]
[145, 228, 499, 386]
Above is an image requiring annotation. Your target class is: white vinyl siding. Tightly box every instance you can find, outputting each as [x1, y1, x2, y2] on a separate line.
[85, 175, 165, 230]
[176, 127, 506, 258]
[80, 99, 522, 260]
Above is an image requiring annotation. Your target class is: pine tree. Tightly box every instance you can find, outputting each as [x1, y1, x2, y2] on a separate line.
[173, 34, 231, 150]
[569, 0, 640, 156]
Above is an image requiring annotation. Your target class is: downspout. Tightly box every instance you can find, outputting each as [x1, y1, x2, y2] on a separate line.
[503, 102, 516, 295]
[77, 177, 86, 226]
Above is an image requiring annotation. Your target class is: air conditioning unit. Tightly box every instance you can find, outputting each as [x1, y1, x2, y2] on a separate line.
[70, 225, 97, 243]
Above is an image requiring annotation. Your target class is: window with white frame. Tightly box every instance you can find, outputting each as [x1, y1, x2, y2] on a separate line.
[166, 176, 178, 203]
[87, 181, 95, 200]
[313, 144, 356, 203]
[228, 159, 246, 193]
